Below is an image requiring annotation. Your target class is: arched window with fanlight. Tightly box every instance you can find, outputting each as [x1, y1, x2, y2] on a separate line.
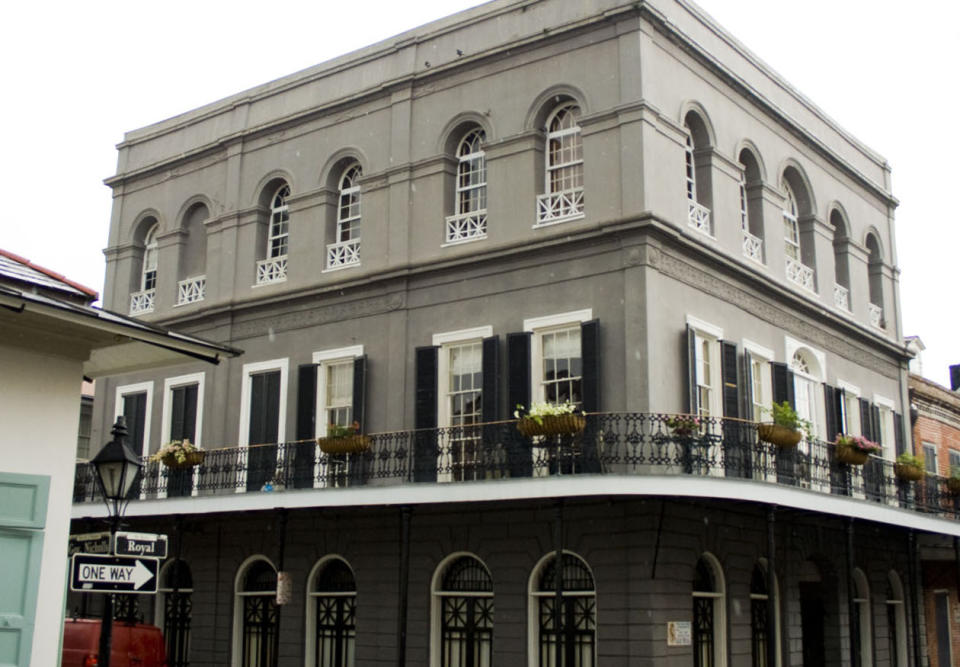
[446, 129, 488, 244]
[536, 102, 584, 225]
[256, 183, 290, 285]
[431, 553, 493, 667]
[692, 553, 727, 667]
[327, 163, 362, 269]
[529, 551, 596, 667]
[885, 571, 907, 667]
[233, 557, 279, 667]
[683, 111, 713, 236]
[852, 568, 873, 667]
[306, 557, 356, 667]
[781, 169, 817, 293]
[865, 233, 885, 329]
[750, 560, 780, 667]
[131, 222, 159, 314]
[157, 559, 193, 667]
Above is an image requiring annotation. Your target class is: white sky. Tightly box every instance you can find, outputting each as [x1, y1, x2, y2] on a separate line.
[1, 0, 955, 386]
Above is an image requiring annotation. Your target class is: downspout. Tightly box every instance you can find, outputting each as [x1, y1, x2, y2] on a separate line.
[847, 518, 860, 667]
[397, 506, 412, 667]
[908, 530, 921, 667]
[275, 508, 288, 667]
[554, 500, 564, 665]
[766, 506, 777, 667]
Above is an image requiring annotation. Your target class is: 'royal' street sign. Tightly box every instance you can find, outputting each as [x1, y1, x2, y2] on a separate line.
[114, 531, 168, 559]
[68, 532, 112, 556]
[70, 554, 159, 594]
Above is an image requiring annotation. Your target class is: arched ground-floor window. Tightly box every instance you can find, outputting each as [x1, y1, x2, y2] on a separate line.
[529, 551, 596, 667]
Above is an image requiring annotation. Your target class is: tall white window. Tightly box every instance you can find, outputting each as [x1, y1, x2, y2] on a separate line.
[525, 310, 591, 408]
[687, 317, 723, 419]
[790, 349, 823, 441]
[142, 224, 159, 291]
[537, 103, 584, 224]
[685, 131, 697, 203]
[313, 346, 364, 437]
[683, 116, 711, 235]
[744, 342, 773, 423]
[446, 129, 487, 244]
[852, 568, 872, 667]
[782, 181, 800, 262]
[738, 168, 749, 232]
[692, 553, 727, 667]
[268, 185, 289, 259]
[874, 398, 896, 459]
[327, 164, 362, 269]
[885, 571, 907, 667]
[838, 382, 862, 436]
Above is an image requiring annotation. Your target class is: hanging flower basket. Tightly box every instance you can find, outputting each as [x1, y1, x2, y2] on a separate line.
[516, 414, 586, 438]
[757, 423, 803, 449]
[894, 463, 924, 482]
[835, 443, 869, 466]
[317, 434, 371, 455]
[161, 451, 205, 469]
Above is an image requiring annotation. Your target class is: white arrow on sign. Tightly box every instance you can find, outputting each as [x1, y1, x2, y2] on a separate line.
[76, 559, 156, 590]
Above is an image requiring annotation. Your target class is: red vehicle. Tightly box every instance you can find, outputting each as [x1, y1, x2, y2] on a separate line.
[61, 618, 167, 667]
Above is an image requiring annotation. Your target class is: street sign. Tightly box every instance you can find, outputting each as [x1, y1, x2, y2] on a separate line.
[70, 554, 159, 594]
[114, 531, 168, 559]
[68, 532, 112, 556]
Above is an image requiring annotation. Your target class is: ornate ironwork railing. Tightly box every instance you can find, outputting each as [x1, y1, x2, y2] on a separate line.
[536, 187, 584, 225]
[445, 210, 488, 244]
[176, 276, 206, 305]
[129, 289, 155, 315]
[326, 238, 361, 270]
[255, 256, 287, 285]
[742, 230, 763, 263]
[786, 258, 815, 292]
[73, 414, 960, 521]
[834, 283, 850, 312]
[688, 201, 712, 235]
[868, 303, 884, 328]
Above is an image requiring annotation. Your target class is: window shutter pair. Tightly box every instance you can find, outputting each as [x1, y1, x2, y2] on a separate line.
[296, 357, 367, 440]
[683, 326, 739, 419]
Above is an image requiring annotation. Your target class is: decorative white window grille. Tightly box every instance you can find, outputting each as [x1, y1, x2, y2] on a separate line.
[129, 289, 155, 315]
[688, 200, 712, 234]
[327, 164, 362, 269]
[446, 129, 487, 244]
[868, 303, 884, 328]
[742, 230, 763, 263]
[256, 256, 287, 285]
[834, 283, 850, 311]
[177, 276, 206, 305]
[786, 257, 815, 292]
[536, 103, 584, 225]
[268, 184, 289, 259]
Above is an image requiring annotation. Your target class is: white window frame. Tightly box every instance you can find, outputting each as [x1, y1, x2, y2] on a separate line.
[837, 380, 862, 437]
[785, 337, 826, 442]
[336, 164, 362, 244]
[750, 558, 782, 667]
[312, 345, 365, 438]
[852, 568, 872, 667]
[268, 184, 290, 260]
[949, 449, 960, 474]
[156, 559, 193, 638]
[524, 309, 592, 406]
[142, 224, 159, 292]
[923, 441, 938, 477]
[430, 552, 494, 667]
[873, 394, 896, 461]
[687, 316, 723, 419]
[692, 552, 728, 667]
[304, 555, 356, 667]
[232, 555, 277, 667]
[743, 340, 773, 423]
[782, 181, 800, 261]
[237, 359, 289, 493]
[886, 571, 908, 667]
[114, 381, 154, 458]
[535, 103, 584, 227]
[160, 372, 205, 448]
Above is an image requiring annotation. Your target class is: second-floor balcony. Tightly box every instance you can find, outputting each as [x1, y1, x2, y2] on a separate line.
[256, 255, 287, 285]
[536, 187, 584, 225]
[786, 257, 815, 292]
[129, 288, 155, 315]
[326, 238, 361, 270]
[73, 414, 960, 524]
[177, 275, 206, 305]
[445, 210, 487, 244]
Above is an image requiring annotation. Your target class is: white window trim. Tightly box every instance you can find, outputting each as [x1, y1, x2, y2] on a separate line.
[743, 339, 773, 428]
[433, 327, 492, 429]
[430, 551, 492, 667]
[686, 315, 723, 341]
[693, 552, 728, 667]
[304, 555, 356, 667]
[837, 380, 862, 438]
[873, 396, 896, 461]
[114, 381, 154, 458]
[524, 309, 592, 333]
[687, 316, 723, 419]
[784, 336, 826, 377]
[742, 339, 773, 361]
[524, 310, 591, 408]
[312, 345, 364, 438]
[159, 372, 205, 448]
[432, 326, 493, 347]
[155, 559, 194, 635]
[237, 358, 289, 448]
[873, 394, 895, 410]
[232, 555, 277, 667]
[852, 568, 872, 667]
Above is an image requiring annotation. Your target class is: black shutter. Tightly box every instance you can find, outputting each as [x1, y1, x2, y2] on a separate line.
[771, 362, 794, 408]
[720, 341, 739, 419]
[123, 392, 147, 453]
[506, 332, 531, 416]
[296, 364, 318, 440]
[481, 336, 500, 422]
[741, 349, 754, 420]
[182, 385, 198, 443]
[353, 355, 367, 431]
[581, 320, 600, 413]
[414, 346, 439, 483]
[859, 398, 873, 440]
[167, 384, 197, 498]
[823, 385, 841, 441]
[871, 405, 882, 445]
[894, 412, 906, 456]
[170, 387, 186, 442]
[247, 370, 281, 491]
[686, 325, 698, 414]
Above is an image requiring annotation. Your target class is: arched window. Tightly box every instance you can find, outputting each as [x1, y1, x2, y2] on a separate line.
[682, 111, 713, 235]
[327, 164, 362, 269]
[256, 183, 290, 285]
[234, 557, 279, 667]
[790, 348, 824, 442]
[692, 554, 726, 667]
[432, 554, 493, 667]
[781, 171, 816, 292]
[738, 148, 764, 263]
[537, 103, 584, 225]
[782, 182, 800, 262]
[529, 551, 596, 666]
[177, 202, 208, 305]
[865, 234, 884, 328]
[157, 560, 193, 667]
[852, 568, 872, 667]
[131, 223, 158, 314]
[750, 561, 779, 667]
[446, 129, 487, 244]
[885, 571, 907, 667]
[307, 557, 356, 667]
[831, 210, 852, 311]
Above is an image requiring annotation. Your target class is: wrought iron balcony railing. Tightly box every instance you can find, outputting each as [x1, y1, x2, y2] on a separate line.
[72, 414, 960, 521]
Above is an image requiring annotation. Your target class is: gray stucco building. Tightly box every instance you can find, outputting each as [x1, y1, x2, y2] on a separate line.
[71, 1, 956, 665]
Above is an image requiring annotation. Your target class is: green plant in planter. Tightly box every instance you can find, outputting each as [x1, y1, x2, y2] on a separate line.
[765, 401, 811, 433]
[948, 466, 960, 494]
[896, 452, 924, 468]
[894, 452, 925, 482]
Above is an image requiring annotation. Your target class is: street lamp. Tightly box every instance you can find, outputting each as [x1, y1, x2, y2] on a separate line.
[90, 416, 143, 667]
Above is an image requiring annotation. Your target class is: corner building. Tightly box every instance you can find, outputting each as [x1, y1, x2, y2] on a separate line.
[73, 1, 955, 665]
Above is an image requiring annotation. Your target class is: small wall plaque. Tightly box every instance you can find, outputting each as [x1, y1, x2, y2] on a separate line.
[667, 621, 692, 646]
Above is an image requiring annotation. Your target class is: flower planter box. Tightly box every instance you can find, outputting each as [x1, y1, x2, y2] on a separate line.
[161, 451, 205, 469]
[757, 423, 803, 449]
[835, 443, 869, 466]
[516, 414, 586, 438]
[317, 434, 371, 455]
[894, 463, 924, 482]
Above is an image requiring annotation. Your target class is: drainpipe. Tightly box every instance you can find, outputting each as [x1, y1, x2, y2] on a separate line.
[908, 530, 921, 667]
[397, 506, 411, 667]
[275, 508, 287, 667]
[554, 500, 564, 666]
[171, 516, 183, 660]
[847, 518, 860, 667]
[766, 506, 777, 667]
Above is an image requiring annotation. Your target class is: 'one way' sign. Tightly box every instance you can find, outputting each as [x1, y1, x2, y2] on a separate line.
[70, 554, 159, 594]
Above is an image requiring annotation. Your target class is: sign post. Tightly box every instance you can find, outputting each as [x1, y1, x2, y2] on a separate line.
[70, 554, 159, 594]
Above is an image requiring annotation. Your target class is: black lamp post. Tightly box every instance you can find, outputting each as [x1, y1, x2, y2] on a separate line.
[90, 416, 143, 667]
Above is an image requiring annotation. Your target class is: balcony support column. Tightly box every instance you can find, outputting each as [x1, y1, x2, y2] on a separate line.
[397, 506, 412, 667]
[766, 506, 777, 667]
[275, 507, 288, 658]
[554, 499, 564, 664]
[846, 518, 860, 667]
[908, 529, 921, 667]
